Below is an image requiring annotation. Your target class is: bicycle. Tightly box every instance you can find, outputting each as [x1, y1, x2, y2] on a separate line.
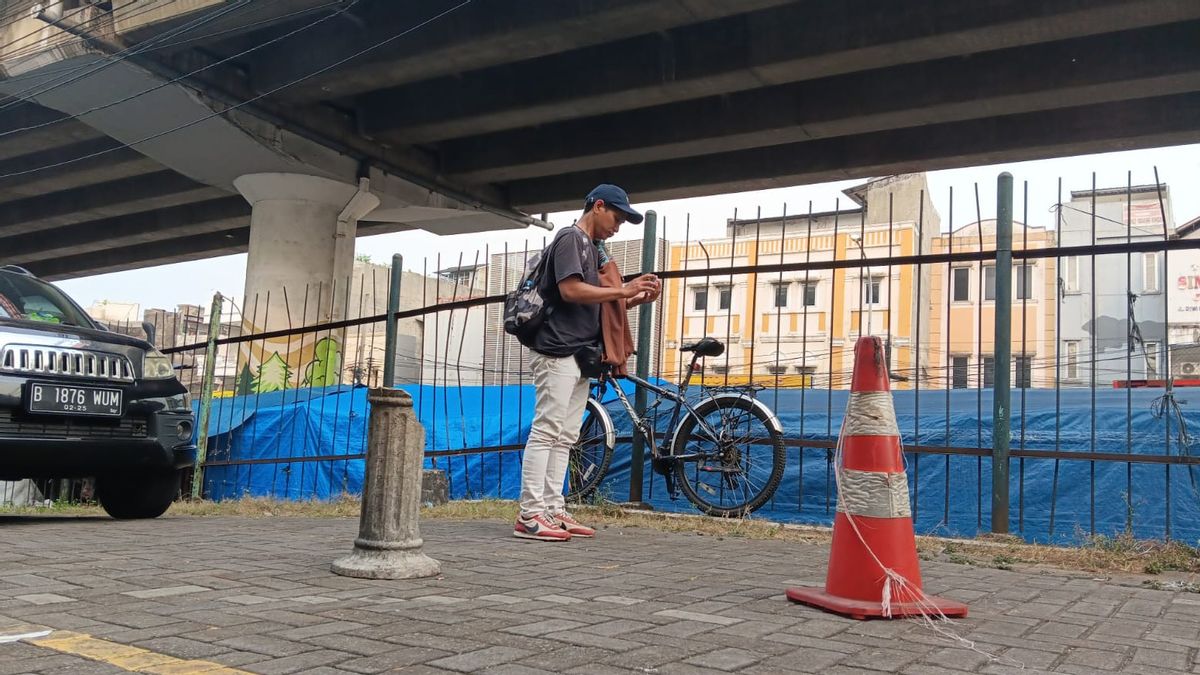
[567, 337, 786, 517]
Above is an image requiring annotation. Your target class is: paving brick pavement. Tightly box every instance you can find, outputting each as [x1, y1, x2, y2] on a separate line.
[0, 515, 1198, 674]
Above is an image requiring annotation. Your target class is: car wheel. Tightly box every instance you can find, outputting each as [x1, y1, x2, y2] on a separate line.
[96, 469, 182, 519]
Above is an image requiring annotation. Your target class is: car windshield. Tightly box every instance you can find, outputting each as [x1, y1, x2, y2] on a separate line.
[0, 270, 93, 327]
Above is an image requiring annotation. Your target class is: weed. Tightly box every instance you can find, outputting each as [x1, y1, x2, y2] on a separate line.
[992, 554, 1017, 570]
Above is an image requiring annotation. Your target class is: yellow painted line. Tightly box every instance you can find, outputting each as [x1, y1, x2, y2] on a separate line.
[14, 628, 253, 674]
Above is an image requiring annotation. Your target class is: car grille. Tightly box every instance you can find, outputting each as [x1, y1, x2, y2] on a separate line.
[0, 345, 135, 383]
[0, 409, 148, 439]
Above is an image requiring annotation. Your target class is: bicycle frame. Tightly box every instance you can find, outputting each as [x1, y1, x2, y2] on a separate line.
[589, 352, 728, 460]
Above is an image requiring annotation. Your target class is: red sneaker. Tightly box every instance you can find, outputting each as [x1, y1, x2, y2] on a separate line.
[552, 511, 595, 538]
[514, 512, 571, 541]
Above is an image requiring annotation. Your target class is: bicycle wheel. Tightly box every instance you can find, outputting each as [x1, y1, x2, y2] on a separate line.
[670, 395, 785, 517]
[567, 397, 615, 502]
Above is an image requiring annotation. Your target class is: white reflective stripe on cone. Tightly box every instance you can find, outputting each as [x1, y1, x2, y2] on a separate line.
[843, 392, 900, 437]
[836, 469, 912, 519]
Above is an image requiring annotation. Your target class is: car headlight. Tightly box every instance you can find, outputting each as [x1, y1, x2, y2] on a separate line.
[142, 349, 176, 380]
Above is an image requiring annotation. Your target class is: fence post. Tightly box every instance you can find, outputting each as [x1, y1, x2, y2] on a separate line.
[629, 210, 658, 505]
[992, 173, 1013, 533]
[384, 254, 403, 387]
[191, 292, 224, 500]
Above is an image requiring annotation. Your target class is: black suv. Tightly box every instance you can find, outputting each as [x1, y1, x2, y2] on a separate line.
[0, 266, 196, 518]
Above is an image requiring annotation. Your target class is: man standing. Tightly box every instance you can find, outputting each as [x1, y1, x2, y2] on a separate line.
[515, 184, 661, 541]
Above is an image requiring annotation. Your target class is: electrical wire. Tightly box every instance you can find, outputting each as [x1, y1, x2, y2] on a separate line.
[0, 0, 362, 142]
[0, 0, 251, 111]
[0, 0, 474, 182]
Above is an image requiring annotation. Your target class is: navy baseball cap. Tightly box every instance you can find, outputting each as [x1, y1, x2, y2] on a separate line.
[585, 184, 644, 224]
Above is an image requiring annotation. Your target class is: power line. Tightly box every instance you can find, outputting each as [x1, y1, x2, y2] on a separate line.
[0, 0, 474, 182]
[0, 0, 361, 142]
[0, 1, 99, 59]
[0, 0, 251, 111]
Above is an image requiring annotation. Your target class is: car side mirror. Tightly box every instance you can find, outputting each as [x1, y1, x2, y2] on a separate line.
[142, 321, 157, 346]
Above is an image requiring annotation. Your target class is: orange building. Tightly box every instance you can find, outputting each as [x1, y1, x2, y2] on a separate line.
[662, 174, 939, 389]
[926, 220, 1057, 389]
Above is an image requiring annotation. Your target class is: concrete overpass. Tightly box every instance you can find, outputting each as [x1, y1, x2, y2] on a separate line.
[0, 0, 1197, 289]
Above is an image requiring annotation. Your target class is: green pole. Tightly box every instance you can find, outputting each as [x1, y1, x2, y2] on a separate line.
[383, 254, 403, 387]
[629, 211, 658, 505]
[992, 173, 1013, 533]
[191, 292, 224, 500]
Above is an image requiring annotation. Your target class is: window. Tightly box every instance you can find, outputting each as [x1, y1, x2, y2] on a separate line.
[863, 278, 881, 305]
[1065, 341, 1079, 379]
[983, 356, 995, 388]
[1016, 264, 1034, 300]
[1063, 256, 1080, 292]
[710, 364, 730, 375]
[766, 364, 788, 375]
[984, 266, 996, 301]
[0, 269, 94, 327]
[952, 357, 969, 389]
[952, 268, 970, 302]
[1145, 342, 1159, 378]
[717, 286, 732, 310]
[773, 284, 788, 308]
[1143, 253, 1160, 293]
[796, 365, 817, 388]
[692, 287, 707, 311]
[802, 282, 817, 307]
[1015, 356, 1032, 389]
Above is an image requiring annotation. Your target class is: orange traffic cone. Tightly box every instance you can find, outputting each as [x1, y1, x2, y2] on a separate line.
[786, 336, 968, 620]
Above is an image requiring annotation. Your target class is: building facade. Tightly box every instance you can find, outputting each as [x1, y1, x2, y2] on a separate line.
[926, 220, 1057, 389]
[1168, 214, 1200, 378]
[663, 173, 939, 389]
[1058, 184, 1173, 386]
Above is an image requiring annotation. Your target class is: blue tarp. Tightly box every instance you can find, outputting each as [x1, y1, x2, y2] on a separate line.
[196, 383, 1200, 545]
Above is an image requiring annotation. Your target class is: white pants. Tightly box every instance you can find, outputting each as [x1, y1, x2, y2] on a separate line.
[519, 352, 591, 515]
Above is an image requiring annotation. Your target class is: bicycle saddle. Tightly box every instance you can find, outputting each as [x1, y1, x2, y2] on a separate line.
[680, 337, 724, 357]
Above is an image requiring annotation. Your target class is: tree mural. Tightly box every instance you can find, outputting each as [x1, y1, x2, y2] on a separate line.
[235, 364, 254, 396]
[253, 352, 292, 393]
[303, 337, 342, 387]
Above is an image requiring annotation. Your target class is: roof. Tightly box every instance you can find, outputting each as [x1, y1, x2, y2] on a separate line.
[1177, 214, 1200, 239]
[436, 263, 487, 275]
[726, 207, 862, 227]
[1069, 183, 1167, 199]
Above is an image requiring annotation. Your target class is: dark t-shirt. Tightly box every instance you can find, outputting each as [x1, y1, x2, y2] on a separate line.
[530, 226, 601, 357]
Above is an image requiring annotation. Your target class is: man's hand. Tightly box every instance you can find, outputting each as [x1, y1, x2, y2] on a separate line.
[623, 274, 659, 300]
[625, 274, 662, 306]
[558, 274, 662, 305]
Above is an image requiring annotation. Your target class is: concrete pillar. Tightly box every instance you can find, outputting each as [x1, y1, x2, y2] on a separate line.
[332, 388, 440, 579]
[233, 173, 379, 391]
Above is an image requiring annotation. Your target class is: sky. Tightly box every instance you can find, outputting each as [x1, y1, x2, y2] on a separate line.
[57, 143, 1200, 312]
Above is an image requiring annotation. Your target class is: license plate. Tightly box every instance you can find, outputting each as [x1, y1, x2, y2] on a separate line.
[27, 382, 123, 417]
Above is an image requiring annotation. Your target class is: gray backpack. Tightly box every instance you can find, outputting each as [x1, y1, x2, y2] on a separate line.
[503, 240, 559, 347]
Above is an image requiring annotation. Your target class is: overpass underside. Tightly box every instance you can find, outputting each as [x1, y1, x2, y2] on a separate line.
[0, 0, 1197, 280]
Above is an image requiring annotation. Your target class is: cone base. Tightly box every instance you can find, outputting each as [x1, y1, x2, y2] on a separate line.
[785, 586, 968, 621]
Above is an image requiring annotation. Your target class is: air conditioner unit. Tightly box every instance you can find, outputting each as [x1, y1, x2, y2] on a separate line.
[1171, 343, 1200, 378]
[1174, 359, 1200, 378]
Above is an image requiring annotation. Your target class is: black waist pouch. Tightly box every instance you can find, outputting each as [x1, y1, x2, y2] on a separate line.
[574, 343, 604, 378]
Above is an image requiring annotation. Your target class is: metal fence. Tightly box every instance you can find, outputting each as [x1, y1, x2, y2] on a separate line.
[7, 171, 1200, 545]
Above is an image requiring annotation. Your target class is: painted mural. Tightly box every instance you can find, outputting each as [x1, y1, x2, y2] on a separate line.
[234, 322, 344, 395]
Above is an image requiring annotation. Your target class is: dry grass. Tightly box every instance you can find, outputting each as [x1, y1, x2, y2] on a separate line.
[4, 496, 1197, 585]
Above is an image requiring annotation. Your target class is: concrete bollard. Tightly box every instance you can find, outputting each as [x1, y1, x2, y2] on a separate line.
[332, 388, 440, 579]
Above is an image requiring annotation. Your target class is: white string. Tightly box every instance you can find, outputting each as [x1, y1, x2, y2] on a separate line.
[832, 353, 1022, 667]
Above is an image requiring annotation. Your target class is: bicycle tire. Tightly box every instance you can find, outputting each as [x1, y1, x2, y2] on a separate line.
[670, 395, 785, 517]
[567, 397, 615, 502]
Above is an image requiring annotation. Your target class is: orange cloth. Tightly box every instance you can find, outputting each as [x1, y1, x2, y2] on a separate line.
[597, 260, 635, 377]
